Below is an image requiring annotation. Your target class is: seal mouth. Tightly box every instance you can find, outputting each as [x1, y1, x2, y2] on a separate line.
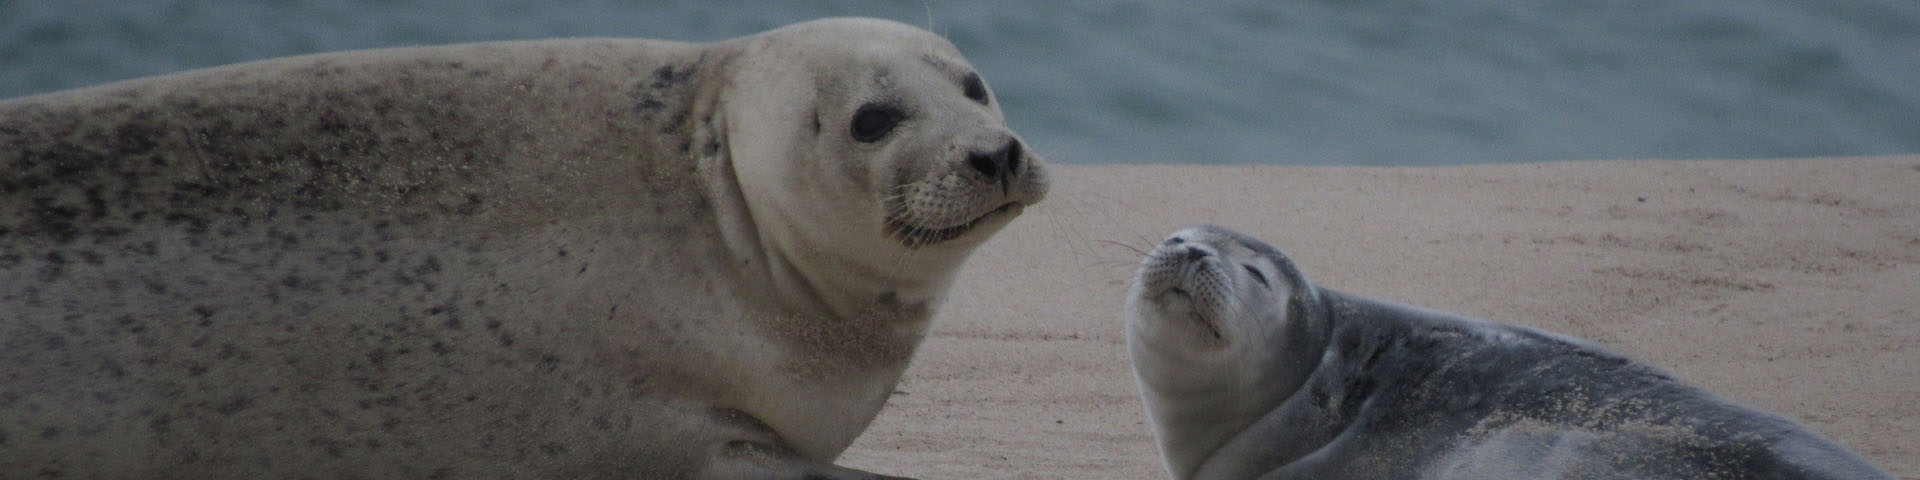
[1140, 252, 1229, 340]
[885, 202, 1021, 248]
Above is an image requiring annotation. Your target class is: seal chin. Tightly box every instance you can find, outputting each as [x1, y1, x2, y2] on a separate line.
[885, 202, 1022, 248]
[1154, 287, 1225, 341]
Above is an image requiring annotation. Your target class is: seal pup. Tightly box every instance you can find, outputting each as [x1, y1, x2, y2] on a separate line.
[1125, 225, 1891, 480]
[0, 17, 1045, 479]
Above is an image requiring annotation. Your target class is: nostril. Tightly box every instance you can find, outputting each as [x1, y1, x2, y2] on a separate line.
[1164, 237, 1185, 246]
[1005, 141, 1022, 174]
[1183, 247, 1210, 261]
[966, 138, 1023, 181]
[967, 151, 998, 179]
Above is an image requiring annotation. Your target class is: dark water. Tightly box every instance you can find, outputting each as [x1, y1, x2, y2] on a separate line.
[3, 0, 1916, 165]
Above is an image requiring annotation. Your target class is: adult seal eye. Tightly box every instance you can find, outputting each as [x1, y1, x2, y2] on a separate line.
[850, 104, 901, 142]
[962, 73, 989, 104]
[1244, 265, 1269, 287]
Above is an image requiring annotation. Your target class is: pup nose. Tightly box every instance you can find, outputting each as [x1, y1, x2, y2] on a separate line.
[1184, 246, 1211, 262]
[966, 138, 1023, 185]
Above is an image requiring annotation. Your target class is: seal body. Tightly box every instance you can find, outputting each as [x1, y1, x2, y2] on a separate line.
[1125, 225, 1892, 480]
[1, 17, 1045, 479]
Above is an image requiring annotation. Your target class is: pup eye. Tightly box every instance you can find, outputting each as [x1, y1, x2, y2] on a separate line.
[1244, 265, 1269, 287]
[850, 103, 902, 143]
[962, 73, 989, 105]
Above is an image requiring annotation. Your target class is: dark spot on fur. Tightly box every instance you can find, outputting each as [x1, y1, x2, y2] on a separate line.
[26, 199, 83, 244]
[192, 305, 216, 326]
[310, 436, 345, 458]
[213, 394, 253, 415]
[415, 256, 442, 276]
[357, 396, 400, 410]
[632, 95, 665, 112]
[34, 251, 68, 280]
[649, 64, 694, 90]
[113, 121, 161, 156]
[632, 63, 696, 115]
[148, 414, 171, 434]
[448, 193, 485, 216]
[164, 213, 209, 234]
[660, 110, 689, 135]
[215, 343, 250, 362]
[432, 304, 463, 330]
[98, 360, 128, 381]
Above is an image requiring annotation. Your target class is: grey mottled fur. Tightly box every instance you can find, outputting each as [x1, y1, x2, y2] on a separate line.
[1128, 225, 1893, 480]
[2, 18, 1043, 479]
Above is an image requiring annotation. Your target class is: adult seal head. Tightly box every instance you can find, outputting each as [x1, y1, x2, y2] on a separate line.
[1124, 225, 1892, 480]
[0, 17, 1045, 479]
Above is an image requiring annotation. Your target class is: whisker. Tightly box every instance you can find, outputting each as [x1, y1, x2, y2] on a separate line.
[1096, 239, 1149, 257]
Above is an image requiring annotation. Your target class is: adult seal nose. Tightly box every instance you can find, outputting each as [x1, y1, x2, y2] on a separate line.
[967, 138, 1023, 193]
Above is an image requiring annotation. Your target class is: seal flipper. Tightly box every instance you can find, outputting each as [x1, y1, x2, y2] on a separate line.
[703, 440, 914, 480]
[699, 408, 916, 480]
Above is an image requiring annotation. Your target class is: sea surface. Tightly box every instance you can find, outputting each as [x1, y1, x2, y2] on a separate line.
[2, 0, 1916, 165]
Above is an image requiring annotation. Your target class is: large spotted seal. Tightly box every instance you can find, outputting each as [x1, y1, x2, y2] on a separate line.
[1125, 225, 1891, 480]
[0, 17, 1046, 479]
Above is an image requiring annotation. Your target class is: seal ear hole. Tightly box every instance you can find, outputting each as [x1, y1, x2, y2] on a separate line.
[850, 103, 902, 143]
[962, 73, 989, 105]
[1244, 264, 1270, 287]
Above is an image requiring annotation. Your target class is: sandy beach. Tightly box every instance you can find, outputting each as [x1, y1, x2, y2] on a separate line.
[839, 155, 1920, 479]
